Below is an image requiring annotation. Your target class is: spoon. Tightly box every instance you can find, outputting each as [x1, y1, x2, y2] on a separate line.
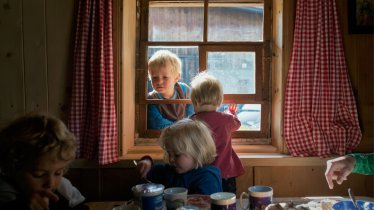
[133, 160, 152, 183]
[348, 188, 359, 210]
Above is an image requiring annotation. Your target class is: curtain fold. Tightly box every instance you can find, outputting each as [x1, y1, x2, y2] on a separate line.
[68, 0, 118, 164]
[284, 0, 362, 157]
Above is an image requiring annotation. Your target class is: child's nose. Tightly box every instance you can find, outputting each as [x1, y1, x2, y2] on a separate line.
[43, 175, 57, 189]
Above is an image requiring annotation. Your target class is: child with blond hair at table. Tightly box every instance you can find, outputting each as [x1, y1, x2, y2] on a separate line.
[136, 119, 222, 195]
[0, 112, 87, 210]
[190, 72, 244, 194]
[147, 50, 194, 129]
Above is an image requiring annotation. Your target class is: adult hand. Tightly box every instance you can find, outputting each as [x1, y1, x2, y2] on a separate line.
[325, 155, 356, 189]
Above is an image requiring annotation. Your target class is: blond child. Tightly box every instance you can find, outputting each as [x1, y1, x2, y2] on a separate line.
[147, 50, 194, 129]
[0, 112, 87, 210]
[136, 119, 222, 195]
[190, 72, 244, 194]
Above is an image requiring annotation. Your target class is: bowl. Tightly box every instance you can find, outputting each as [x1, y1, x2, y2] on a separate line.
[332, 199, 374, 210]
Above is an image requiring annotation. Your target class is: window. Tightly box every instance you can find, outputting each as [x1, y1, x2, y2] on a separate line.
[134, 0, 272, 144]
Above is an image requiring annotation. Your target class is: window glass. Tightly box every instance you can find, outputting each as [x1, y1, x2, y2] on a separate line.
[208, 3, 264, 41]
[207, 52, 255, 94]
[149, 2, 204, 42]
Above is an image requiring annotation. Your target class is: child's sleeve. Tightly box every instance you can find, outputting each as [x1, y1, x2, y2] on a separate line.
[57, 177, 86, 208]
[147, 104, 174, 129]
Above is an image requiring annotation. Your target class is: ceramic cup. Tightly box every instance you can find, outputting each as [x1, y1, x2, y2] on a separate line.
[164, 187, 188, 210]
[210, 192, 236, 210]
[240, 186, 273, 210]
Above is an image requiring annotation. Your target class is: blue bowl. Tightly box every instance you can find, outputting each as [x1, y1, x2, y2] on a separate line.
[333, 200, 374, 210]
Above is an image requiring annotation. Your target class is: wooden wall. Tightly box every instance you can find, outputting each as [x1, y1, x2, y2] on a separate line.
[0, 0, 75, 126]
[0, 0, 373, 202]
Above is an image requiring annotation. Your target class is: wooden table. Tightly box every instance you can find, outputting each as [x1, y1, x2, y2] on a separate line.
[86, 201, 126, 210]
[86, 196, 374, 210]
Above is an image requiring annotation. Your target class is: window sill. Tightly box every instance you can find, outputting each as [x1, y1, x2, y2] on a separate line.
[120, 144, 280, 160]
[70, 154, 328, 168]
[119, 144, 328, 167]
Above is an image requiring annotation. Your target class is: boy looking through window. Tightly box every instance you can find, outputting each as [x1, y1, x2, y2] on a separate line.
[147, 50, 194, 129]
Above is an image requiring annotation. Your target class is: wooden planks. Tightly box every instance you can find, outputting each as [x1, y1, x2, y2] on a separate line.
[45, 0, 75, 121]
[23, 0, 48, 112]
[0, 0, 25, 127]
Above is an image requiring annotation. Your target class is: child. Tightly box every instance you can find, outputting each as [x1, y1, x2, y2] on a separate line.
[136, 118, 222, 195]
[190, 72, 244, 194]
[147, 50, 194, 129]
[0, 112, 87, 210]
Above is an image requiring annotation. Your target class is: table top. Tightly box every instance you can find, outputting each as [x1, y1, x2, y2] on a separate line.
[86, 201, 126, 210]
[85, 196, 374, 210]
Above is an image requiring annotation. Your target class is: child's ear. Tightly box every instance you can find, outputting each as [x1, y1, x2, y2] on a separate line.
[175, 74, 181, 81]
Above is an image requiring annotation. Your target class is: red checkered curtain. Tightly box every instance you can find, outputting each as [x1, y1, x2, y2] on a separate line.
[68, 0, 118, 164]
[284, 0, 362, 157]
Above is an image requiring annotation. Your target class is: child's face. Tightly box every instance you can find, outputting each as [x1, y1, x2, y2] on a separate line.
[15, 151, 69, 197]
[149, 65, 180, 99]
[165, 142, 196, 174]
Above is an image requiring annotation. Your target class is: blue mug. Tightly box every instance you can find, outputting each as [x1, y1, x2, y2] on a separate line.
[240, 186, 273, 210]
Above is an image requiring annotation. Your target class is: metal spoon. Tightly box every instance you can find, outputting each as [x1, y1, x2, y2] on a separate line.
[348, 188, 359, 210]
[133, 160, 152, 183]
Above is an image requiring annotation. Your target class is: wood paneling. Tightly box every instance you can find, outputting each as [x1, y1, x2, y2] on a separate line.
[46, 0, 75, 121]
[101, 168, 141, 201]
[0, 0, 74, 125]
[236, 165, 253, 197]
[0, 0, 25, 127]
[336, 1, 374, 152]
[65, 161, 373, 201]
[23, 0, 48, 112]
[65, 168, 101, 201]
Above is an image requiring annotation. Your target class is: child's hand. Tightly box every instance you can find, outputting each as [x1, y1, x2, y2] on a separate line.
[136, 159, 152, 179]
[29, 190, 59, 210]
[228, 104, 238, 114]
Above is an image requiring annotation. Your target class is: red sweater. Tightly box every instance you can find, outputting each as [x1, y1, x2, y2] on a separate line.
[191, 111, 244, 178]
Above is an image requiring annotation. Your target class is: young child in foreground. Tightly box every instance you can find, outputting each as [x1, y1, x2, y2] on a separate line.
[147, 50, 194, 129]
[136, 118, 222, 195]
[0, 112, 87, 210]
[190, 72, 244, 194]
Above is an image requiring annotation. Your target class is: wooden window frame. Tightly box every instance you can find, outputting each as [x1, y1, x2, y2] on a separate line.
[119, 0, 292, 159]
[136, 0, 271, 140]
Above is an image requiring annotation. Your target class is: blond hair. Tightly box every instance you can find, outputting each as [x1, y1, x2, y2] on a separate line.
[148, 50, 182, 79]
[0, 112, 77, 177]
[159, 119, 216, 168]
[190, 72, 223, 107]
